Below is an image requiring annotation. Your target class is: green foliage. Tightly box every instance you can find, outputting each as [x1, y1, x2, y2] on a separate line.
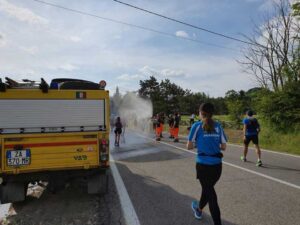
[209, 97, 228, 115]
[292, 1, 300, 17]
[138, 76, 225, 115]
[139, 76, 163, 114]
[138, 75, 299, 138]
[258, 82, 300, 132]
[225, 90, 252, 123]
[258, 127, 300, 155]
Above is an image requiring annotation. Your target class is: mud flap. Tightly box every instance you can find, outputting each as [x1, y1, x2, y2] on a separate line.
[0, 182, 27, 204]
[87, 172, 108, 195]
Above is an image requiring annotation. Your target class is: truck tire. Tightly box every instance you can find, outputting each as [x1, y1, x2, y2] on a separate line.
[87, 172, 108, 195]
[0, 182, 27, 204]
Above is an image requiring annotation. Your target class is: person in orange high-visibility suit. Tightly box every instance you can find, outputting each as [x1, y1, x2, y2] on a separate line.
[155, 113, 162, 141]
[173, 112, 180, 142]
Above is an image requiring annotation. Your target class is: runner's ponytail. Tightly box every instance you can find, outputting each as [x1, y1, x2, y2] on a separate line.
[199, 103, 215, 133]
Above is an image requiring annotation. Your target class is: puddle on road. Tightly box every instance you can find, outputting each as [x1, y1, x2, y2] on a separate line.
[111, 146, 161, 160]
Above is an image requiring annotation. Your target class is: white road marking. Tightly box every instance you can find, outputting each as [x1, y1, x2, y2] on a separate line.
[137, 134, 300, 190]
[110, 154, 141, 225]
[178, 134, 300, 158]
[227, 143, 300, 158]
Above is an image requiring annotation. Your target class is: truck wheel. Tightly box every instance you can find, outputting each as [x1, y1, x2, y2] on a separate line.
[87, 172, 108, 195]
[0, 182, 27, 204]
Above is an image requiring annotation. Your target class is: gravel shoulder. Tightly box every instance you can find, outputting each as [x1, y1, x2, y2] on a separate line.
[3, 171, 124, 225]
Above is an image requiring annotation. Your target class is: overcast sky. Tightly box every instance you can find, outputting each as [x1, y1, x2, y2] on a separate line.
[0, 0, 281, 96]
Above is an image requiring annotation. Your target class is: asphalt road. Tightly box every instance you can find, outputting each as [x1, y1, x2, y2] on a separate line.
[111, 130, 300, 225]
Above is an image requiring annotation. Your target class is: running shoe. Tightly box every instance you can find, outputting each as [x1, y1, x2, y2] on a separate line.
[256, 160, 263, 167]
[174, 138, 179, 143]
[240, 156, 247, 162]
[191, 201, 202, 220]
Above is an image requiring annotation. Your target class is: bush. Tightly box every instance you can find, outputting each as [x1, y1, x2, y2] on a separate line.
[258, 82, 300, 132]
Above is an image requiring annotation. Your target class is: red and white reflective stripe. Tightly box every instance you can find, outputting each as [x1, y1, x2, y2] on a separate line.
[4, 141, 97, 149]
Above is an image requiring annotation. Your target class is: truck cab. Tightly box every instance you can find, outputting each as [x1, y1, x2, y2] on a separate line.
[0, 78, 110, 203]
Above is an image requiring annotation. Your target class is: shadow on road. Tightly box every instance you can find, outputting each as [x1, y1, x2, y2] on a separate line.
[260, 164, 300, 172]
[116, 162, 238, 225]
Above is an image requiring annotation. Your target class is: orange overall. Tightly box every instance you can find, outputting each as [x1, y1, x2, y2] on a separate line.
[173, 115, 180, 141]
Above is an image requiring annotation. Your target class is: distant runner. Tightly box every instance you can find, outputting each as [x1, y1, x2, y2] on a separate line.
[190, 113, 195, 126]
[241, 110, 262, 166]
[114, 117, 123, 147]
[187, 103, 227, 225]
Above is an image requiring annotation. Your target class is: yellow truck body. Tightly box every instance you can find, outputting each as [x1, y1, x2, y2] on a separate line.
[0, 86, 110, 203]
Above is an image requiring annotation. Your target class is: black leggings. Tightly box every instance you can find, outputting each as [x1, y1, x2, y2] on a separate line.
[196, 163, 222, 225]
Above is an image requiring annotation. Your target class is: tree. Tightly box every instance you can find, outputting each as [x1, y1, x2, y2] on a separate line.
[225, 90, 251, 122]
[239, 0, 299, 91]
[159, 79, 187, 114]
[139, 77, 210, 115]
[258, 82, 300, 131]
[138, 76, 160, 99]
[138, 76, 162, 114]
[292, 1, 300, 17]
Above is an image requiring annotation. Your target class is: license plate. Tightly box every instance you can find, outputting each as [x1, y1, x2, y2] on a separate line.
[6, 149, 31, 166]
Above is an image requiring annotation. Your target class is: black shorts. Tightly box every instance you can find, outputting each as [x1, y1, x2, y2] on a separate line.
[244, 135, 259, 145]
[196, 163, 222, 181]
[114, 128, 122, 134]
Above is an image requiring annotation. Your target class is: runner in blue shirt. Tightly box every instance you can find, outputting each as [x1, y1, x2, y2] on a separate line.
[187, 103, 227, 225]
[241, 110, 262, 166]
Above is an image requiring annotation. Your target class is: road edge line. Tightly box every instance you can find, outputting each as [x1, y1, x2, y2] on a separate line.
[110, 154, 141, 225]
[136, 133, 300, 190]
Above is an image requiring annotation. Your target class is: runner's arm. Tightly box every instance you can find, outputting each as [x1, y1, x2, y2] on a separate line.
[242, 118, 247, 137]
[187, 141, 193, 150]
[186, 123, 198, 150]
[220, 143, 226, 151]
[220, 125, 227, 151]
[243, 124, 247, 137]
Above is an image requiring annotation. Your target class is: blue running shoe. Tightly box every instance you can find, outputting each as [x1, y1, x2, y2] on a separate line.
[191, 201, 202, 220]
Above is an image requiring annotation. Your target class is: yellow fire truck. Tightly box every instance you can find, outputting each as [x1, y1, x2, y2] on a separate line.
[0, 78, 110, 203]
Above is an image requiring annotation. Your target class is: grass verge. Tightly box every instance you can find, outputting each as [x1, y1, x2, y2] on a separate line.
[176, 125, 300, 155]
